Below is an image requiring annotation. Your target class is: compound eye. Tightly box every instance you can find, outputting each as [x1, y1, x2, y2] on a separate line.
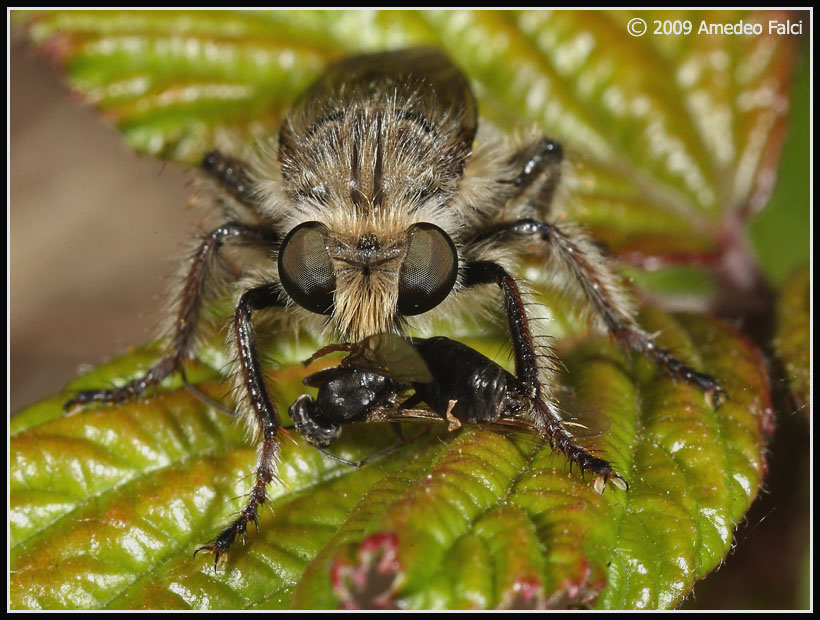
[397, 223, 458, 316]
[278, 221, 336, 315]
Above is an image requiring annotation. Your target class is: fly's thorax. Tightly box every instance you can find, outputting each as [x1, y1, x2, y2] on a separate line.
[279, 106, 470, 220]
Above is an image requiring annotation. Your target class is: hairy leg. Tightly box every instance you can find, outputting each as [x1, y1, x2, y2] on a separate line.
[195, 283, 286, 568]
[467, 220, 726, 406]
[64, 222, 276, 410]
[461, 261, 627, 489]
[472, 133, 725, 404]
[202, 150, 263, 211]
[502, 137, 564, 218]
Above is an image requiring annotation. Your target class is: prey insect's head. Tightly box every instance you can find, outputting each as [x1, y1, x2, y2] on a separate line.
[277, 218, 458, 341]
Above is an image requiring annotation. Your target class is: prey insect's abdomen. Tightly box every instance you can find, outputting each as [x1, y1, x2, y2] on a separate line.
[408, 337, 525, 425]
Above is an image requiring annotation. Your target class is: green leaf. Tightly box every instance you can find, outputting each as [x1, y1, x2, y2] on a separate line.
[773, 265, 809, 414]
[18, 9, 801, 304]
[747, 52, 810, 287]
[11, 311, 770, 609]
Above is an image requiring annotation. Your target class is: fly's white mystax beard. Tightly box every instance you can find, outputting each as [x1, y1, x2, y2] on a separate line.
[330, 258, 402, 342]
[321, 211, 411, 343]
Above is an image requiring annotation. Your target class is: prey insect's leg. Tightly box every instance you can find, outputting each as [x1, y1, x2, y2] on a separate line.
[314, 441, 407, 469]
[64, 223, 277, 411]
[461, 262, 627, 488]
[473, 220, 726, 406]
[182, 372, 240, 418]
[201, 150, 262, 210]
[195, 283, 285, 568]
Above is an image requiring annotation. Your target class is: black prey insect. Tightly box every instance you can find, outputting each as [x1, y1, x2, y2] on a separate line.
[291, 333, 625, 484]
[64, 47, 726, 568]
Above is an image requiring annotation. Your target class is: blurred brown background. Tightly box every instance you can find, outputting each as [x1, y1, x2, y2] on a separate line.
[10, 36, 200, 412]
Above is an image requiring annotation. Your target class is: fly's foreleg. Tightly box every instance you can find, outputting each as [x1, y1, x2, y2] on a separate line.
[459, 263, 628, 490]
[195, 283, 285, 569]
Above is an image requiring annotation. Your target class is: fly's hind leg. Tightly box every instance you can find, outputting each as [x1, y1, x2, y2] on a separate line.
[504, 136, 564, 219]
[539, 219, 727, 405]
[64, 222, 277, 412]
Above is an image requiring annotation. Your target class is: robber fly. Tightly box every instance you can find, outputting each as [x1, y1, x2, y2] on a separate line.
[65, 48, 725, 568]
